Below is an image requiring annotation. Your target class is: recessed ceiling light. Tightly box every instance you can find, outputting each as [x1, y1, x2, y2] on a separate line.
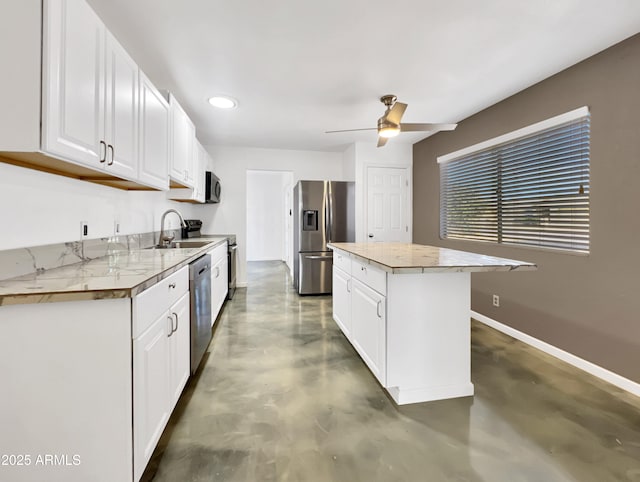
[208, 96, 237, 109]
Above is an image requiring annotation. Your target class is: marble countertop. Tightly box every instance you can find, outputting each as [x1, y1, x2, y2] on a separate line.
[327, 242, 537, 274]
[0, 237, 228, 306]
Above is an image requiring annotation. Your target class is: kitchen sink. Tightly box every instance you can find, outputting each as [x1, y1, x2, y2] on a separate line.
[146, 240, 214, 250]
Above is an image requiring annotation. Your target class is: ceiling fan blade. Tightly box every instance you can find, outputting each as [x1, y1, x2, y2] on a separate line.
[325, 127, 377, 134]
[385, 102, 407, 125]
[377, 136, 389, 148]
[400, 123, 458, 132]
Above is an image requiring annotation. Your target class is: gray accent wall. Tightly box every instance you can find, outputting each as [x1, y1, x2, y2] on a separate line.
[413, 33, 640, 383]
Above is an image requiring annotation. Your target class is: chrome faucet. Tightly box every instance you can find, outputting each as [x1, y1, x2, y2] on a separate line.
[159, 209, 187, 246]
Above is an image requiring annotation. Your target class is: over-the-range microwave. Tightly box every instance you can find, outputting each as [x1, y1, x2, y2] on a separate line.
[205, 171, 221, 203]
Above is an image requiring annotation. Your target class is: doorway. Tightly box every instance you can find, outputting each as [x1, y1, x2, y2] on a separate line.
[246, 170, 294, 268]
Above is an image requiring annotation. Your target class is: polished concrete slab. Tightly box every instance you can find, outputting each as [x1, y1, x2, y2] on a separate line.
[142, 261, 640, 482]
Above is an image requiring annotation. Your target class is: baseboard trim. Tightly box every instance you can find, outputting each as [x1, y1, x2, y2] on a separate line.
[471, 310, 640, 398]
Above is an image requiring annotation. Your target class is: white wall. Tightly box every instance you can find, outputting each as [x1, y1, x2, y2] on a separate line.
[196, 146, 346, 286]
[0, 162, 197, 250]
[353, 142, 413, 242]
[246, 170, 290, 261]
[342, 143, 356, 182]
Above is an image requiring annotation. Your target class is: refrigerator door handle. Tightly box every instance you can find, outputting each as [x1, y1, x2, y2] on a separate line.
[323, 184, 331, 243]
[327, 182, 333, 242]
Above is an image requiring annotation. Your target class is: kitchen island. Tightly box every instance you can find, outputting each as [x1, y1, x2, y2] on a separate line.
[328, 242, 536, 405]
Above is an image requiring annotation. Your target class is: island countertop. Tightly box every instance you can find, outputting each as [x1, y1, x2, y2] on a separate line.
[0, 237, 228, 306]
[327, 242, 537, 274]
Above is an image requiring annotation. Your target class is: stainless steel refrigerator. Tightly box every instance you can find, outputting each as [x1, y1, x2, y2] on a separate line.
[293, 180, 355, 295]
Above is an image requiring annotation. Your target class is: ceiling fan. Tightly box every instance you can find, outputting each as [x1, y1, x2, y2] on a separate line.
[326, 95, 457, 147]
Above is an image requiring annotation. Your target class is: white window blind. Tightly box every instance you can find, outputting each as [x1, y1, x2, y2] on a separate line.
[439, 108, 590, 253]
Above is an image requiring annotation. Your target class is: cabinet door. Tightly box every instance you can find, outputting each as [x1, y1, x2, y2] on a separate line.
[168, 291, 190, 408]
[194, 142, 207, 203]
[104, 31, 138, 179]
[133, 312, 172, 482]
[168, 95, 194, 187]
[211, 255, 228, 325]
[184, 119, 196, 187]
[351, 278, 386, 386]
[43, 0, 105, 167]
[138, 71, 169, 189]
[332, 266, 352, 338]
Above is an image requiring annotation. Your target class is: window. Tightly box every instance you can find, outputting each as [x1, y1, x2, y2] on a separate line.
[439, 107, 590, 253]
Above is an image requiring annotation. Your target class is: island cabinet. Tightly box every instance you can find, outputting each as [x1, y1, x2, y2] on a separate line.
[329, 242, 535, 405]
[332, 250, 352, 337]
[332, 247, 474, 404]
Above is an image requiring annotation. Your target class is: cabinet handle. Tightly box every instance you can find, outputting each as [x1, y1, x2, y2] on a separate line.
[215, 266, 220, 278]
[167, 316, 174, 337]
[347, 279, 351, 293]
[107, 144, 114, 165]
[172, 312, 178, 333]
[361, 266, 367, 274]
[168, 283, 176, 289]
[99, 140, 106, 163]
[376, 300, 382, 318]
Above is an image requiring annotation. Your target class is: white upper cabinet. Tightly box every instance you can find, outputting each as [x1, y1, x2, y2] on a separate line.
[42, 0, 105, 166]
[43, 0, 138, 178]
[138, 71, 170, 190]
[168, 94, 196, 188]
[0, 0, 171, 191]
[168, 138, 207, 203]
[104, 31, 138, 179]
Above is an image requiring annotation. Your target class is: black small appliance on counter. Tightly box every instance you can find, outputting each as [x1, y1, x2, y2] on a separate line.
[182, 219, 203, 238]
[182, 219, 237, 301]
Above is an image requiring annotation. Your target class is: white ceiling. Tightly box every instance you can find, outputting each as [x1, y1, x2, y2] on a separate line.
[87, 0, 640, 152]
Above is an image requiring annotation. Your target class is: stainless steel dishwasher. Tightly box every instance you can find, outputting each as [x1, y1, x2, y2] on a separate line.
[190, 254, 212, 373]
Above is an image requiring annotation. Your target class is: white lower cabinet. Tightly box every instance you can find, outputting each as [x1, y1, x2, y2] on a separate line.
[133, 313, 171, 481]
[209, 241, 228, 325]
[132, 266, 190, 481]
[332, 248, 387, 386]
[332, 265, 352, 337]
[0, 265, 194, 482]
[351, 277, 386, 385]
[169, 292, 191, 405]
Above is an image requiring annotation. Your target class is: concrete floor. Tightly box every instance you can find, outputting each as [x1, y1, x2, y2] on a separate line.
[142, 261, 640, 482]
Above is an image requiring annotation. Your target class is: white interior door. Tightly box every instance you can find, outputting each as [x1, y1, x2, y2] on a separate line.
[366, 166, 409, 242]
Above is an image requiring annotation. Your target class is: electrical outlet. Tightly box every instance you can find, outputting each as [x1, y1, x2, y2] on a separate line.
[492, 294, 500, 307]
[80, 221, 89, 239]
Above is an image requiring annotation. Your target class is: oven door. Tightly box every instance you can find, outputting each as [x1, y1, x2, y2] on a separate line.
[227, 244, 237, 299]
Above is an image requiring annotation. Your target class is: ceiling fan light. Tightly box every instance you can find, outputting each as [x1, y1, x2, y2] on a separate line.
[379, 126, 400, 138]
